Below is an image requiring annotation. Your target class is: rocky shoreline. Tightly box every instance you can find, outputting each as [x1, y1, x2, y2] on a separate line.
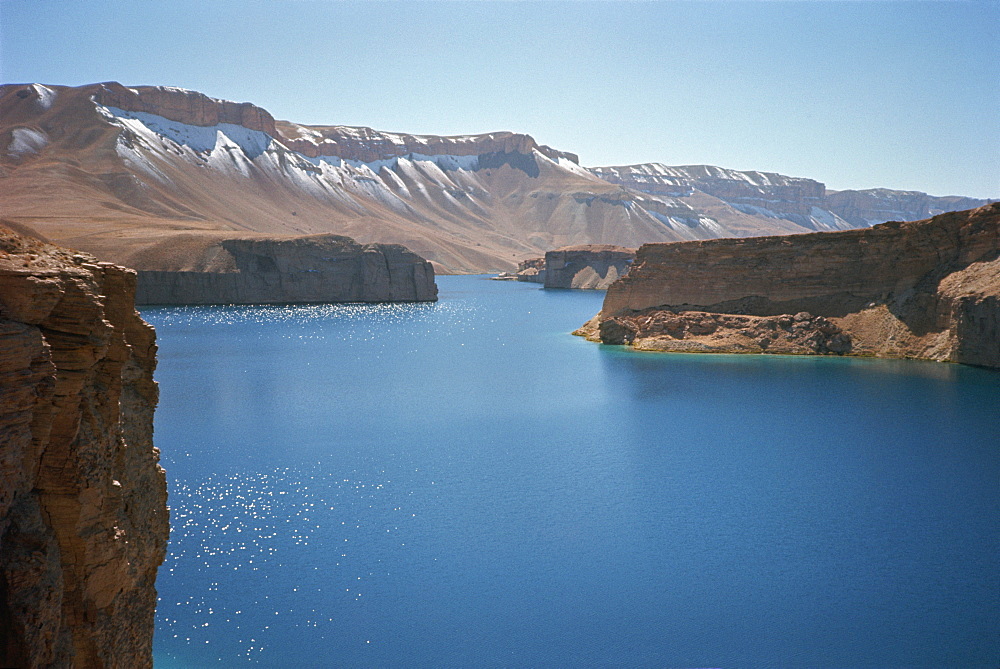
[582, 204, 1000, 368]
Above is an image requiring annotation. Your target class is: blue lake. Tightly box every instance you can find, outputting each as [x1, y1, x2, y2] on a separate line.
[145, 275, 999, 668]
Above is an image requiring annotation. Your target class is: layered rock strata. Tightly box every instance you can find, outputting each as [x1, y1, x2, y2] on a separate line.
[544, 245, 636, 290]
[136, 234, 437, 305]
[592, 163, 828, 222]
[0, 82, 811, 278]
[3, 82, 992, 278]
[94, 82, 278, 136]
[592, 204, 1000, 368]
[0, 228, 168, 667]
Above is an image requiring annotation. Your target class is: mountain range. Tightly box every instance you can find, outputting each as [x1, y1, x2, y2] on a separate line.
[1, 82, 991, 274]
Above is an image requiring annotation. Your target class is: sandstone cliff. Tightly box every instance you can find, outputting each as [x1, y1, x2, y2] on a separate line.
[592, 204, 1000, 368]
[93, 82, 278, 136]
[544, 245, 636, 290]
[135, 234, 437, 305]
[0, 228, 168, 667]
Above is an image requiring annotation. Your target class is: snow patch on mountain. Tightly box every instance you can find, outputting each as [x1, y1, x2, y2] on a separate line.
[286, 123, 513, 151]
[307, 151, 480, 175]
[647, 211, 725, 237]
[544, 153, 591, 178]
[6, 128, 48, 157]
[92, 104, 626, 228]
[29, 84, 57, 110]
[99, 106, 273, 159]
[808, 206, 851, 230]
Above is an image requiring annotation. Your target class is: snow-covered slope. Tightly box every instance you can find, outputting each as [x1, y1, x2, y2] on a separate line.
[1, 82, 722, 272]
[1, 82, 991, 274]
[591, 163, 854, 233]
[590, 163, 991, 233]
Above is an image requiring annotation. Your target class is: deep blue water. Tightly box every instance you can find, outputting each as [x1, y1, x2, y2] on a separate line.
[145, 276, 999, 668]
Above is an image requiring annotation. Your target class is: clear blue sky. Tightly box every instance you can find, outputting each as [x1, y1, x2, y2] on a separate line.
[1, 0, 997, 198]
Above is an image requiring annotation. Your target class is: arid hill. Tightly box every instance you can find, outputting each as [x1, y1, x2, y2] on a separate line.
[0, 83, 692, 275]
[3, 82, 987, 276]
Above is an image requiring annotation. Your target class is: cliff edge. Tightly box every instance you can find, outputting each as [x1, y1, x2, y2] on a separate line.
[588, 204, 1000, 368]
[0, 228, 168, 667]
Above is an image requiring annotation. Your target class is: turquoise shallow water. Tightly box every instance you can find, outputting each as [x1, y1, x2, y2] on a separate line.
[145, 276, 999, 668]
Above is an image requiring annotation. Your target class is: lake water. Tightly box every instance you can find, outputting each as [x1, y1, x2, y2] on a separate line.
[145, 275, 999, 668]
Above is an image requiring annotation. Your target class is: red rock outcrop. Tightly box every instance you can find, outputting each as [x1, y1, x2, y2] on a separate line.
[93, 82, 277, 135]
[593, 204, 1000, 368]
[0, 228, 168, 667]
[544, 245, 636, 290]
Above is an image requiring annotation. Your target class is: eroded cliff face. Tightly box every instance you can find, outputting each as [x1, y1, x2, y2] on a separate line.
[594, 204, 1000, 368]
[544, 245, 636, 290]
[93, 82, 278, 136]
[0, 229, 168, 667]
[136, 234, 438, 305]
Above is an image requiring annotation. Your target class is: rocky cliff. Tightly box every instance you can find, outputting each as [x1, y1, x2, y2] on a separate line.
[135, 234, 437, 305]
[543, 245, 636, 290]
[0, 82, 782, 277]
[592, 204, 1000, 368]
[93, 82, 278, 136]
[0, 228, 168, 667]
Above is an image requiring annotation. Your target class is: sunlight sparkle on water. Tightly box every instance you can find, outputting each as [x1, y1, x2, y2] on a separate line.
[156, 463, 431, 664]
